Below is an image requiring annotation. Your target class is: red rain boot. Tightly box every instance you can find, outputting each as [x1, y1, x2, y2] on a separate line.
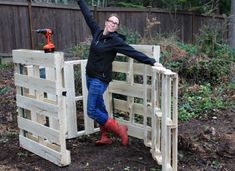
[104, 118, 128, 145]
[95, 126, 112, 145]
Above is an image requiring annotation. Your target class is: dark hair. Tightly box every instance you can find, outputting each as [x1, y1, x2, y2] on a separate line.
[107, 13, 120, 25]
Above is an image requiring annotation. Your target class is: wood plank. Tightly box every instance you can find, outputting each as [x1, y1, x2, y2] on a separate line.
[151, 148, 162, 165]
[133, 63, 153, 76]
[109, 80, 151, 99]
[113, 62, 153, 76]
[117, 119, 152, 140]
[127, 58, 134, 124]
[18, 116, 60, 143]
[172, 76, 178, 171]
[19, 135, 71, 166]
[45, 67, 59, 130]
[64, 63, 78, 139]
[153, 45, 160, 62]
[12, 50, 63, 67]
[16, 94, 58, 118]
[130, 44, 155, 57]
[113, 61, 128, 73]
[15, 73, 56, 94]
[80, 60, 95, 134]
[113, 98, 151, 116]
[143, 65, 149, 145]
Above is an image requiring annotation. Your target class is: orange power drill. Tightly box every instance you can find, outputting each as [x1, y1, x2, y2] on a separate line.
[35, 28, 55, 53]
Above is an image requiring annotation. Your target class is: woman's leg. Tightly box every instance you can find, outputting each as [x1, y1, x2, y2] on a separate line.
[86, 75, 128, 145]
[86, 76, 109, 125]
[95, 89, 112, 145]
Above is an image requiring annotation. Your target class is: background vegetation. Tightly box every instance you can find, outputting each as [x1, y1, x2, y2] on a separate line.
[30, 0, 231, 15]
[72, 16, 234, 122]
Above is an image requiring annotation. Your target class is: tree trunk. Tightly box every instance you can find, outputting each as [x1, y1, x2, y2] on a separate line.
[229, 0, 235, 48]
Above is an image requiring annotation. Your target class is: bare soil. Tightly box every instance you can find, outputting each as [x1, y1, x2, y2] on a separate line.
[0, 65, 234, 171]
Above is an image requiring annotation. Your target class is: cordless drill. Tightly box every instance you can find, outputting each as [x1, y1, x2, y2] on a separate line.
[35, 28, 55, 53]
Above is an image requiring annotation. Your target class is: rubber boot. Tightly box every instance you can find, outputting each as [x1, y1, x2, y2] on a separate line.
[104, 118, 128, 145]
[95, 126, 112, 145]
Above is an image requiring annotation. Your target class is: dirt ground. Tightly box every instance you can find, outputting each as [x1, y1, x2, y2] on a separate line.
[0, 65, 234, 171]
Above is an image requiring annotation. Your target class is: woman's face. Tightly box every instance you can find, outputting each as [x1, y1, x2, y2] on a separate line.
[104, 16, 119, 34]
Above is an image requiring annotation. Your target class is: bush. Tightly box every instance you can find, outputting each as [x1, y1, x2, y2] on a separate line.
[179, 83, 225, 121]
[163, 41, 234, 85]
[118, 26, 142, 44]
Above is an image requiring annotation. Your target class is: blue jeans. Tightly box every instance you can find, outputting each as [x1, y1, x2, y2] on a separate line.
[86, 75, 109, 125]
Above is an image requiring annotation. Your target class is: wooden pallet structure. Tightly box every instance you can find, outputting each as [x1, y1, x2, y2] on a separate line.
[13, 45, 178, 171]
[13, 50, 70, 166]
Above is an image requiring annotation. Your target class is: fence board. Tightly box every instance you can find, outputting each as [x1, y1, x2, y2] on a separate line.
[109, 80, 151, 99]
[113, 98, 152, 115]
[18, 116, 60, 143]
[14, 73, 56, 94]
[19, 135, 70, 167]
[12, 50, 60, 67]
[16, 94, 59, 118]
[0, 2, 227, 54]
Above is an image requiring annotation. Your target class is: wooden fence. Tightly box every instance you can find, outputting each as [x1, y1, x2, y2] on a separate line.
[1, 1, 228, 55]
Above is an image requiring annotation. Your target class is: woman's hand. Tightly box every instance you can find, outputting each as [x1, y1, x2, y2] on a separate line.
[154, 62, 163, 67]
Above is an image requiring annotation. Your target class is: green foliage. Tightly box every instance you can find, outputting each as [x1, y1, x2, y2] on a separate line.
[214, 43, 235, 60]
[0, 86, 11, 95]
[116, 2, 143, 8]
[158, 0, 231, 15]
[177, 42, 198, 56]
[118, 26, 142, 44]
[163, 24, 234, 85]
[112, 72, 126, 81]
[179, 83, 225, 121]
[219, 0, 231, 15]
[196, 23, 227, 57]
[72, 41, 90, 59]
[0, 63, 11, 69]
[17, 152, 29, 158]
[173, 57, 232, 85]
[158, 27, 234, 121]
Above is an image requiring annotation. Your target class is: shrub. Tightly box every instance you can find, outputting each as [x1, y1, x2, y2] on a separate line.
[179, 83, 225, 121]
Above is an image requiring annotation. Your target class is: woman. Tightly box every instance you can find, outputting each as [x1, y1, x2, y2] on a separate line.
[77, 0, 162, 146]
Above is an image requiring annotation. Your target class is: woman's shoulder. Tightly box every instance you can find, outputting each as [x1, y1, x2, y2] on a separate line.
[111, 32, 126, 42]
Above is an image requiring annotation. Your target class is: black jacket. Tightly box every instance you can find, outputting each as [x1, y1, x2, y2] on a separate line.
[78, 0, 156, 83]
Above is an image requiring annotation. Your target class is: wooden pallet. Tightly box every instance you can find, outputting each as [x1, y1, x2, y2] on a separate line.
[13, 49, 71, 166]
[13, 44, 178, 170]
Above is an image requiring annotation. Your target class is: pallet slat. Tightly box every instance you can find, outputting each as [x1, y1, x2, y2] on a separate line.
[19, 135, 71, 166]
[109, 80, 151, 99]
[16, 94, 58, 118]
[113, 62, 153, 76]
[12, 50, 63, 67]
[18, 116, 60, 143]
[113, 98, 151, 116]
[15, 73, 56, 94]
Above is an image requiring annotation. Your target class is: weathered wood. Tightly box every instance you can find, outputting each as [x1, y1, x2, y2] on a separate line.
[109, 80, 151, 99]
[0, 2, 227, 54]
[45, 67, 59, 130]
[12, 50, 62, 67]
[172, 75, 178, 171]
[64, 62, 78, 139]
[80, 60, 95, 134]
[14, 73, 57, 94]
[19, 135, 70, 167]
[113, 98, 151, 116]
[13, 46, 178, 170]
[16, 94, 59, 118]
[14, 50, 71, 167]
[18, 116, 60, 143]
